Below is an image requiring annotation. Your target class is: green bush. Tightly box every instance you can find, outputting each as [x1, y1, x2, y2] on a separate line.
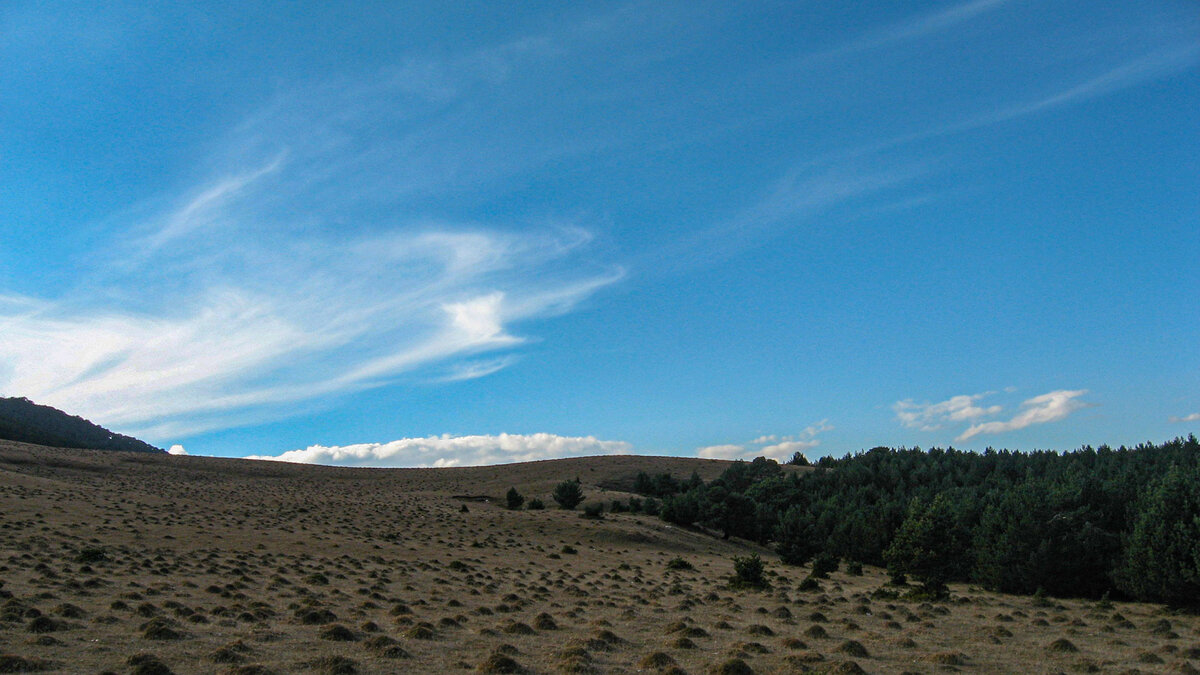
[810, 552, 839, 579]
[581, 503, 604, 520]
[527, 498, 545, 510]
[666, 556, 694, 571]
[730, 553, 767, 589]
[505, 487, 525, 510]
[553, 479, 585, 510]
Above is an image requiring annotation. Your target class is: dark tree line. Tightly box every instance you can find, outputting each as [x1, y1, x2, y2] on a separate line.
[635, 437, 1200, 606]
[0, 397, 163, 454]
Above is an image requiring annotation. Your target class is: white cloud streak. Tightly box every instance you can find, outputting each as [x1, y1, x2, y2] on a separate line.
[895, 389, 1091, 442]
[1169, 412, 1200, 424]
[943, 45, 1200, 134]
[955, 390, 1091, 442]
[805, 0, 1012, 63]
[894, 392, 1003, 431]
[0, 57, 623, 441]
[246, 432, 631, 468]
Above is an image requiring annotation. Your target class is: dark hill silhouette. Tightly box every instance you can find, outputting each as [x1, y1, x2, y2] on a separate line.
[0, 397, 163, 453]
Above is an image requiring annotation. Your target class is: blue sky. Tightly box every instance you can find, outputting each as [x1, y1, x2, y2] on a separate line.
[2, 1, 1198, 466]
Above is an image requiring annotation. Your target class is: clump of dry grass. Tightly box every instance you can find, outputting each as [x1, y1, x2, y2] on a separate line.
[709, 657, 754, 674]
[1047, 638, 1079, 652]
[0, 654, 55, 673]
[638, 651, 677, 669]
[404, 623, 436, 639]
[803, 624, 829, 639]
[126, 652, 174, 675]
[836, 639, 869, 658]
[476, 652, 525, 674]
[922, 651, 968, 665]
[317, 623, 358, 641]
[139, 617, 183, 640]
[300, 655, 358, 674]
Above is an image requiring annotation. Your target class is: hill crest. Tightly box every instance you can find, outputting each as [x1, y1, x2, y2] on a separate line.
[0, 396, 163, 454]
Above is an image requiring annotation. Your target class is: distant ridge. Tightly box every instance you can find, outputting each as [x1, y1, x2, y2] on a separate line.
[0, 397, 163, 454]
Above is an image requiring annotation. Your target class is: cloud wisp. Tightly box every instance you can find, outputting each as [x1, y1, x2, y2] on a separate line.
[1169, 412, 1200, 424]
[246, 432, 632, 468]
[956, 390, 1091, 442]
[698, 420, 832, 462]
[895, 389, 1091, 443]
[894, 392, 1003, 431]
[801, 0, 1012, 64]
[0, 61, 623, 441]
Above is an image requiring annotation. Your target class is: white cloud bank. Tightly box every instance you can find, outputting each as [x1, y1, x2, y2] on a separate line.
[246, 433, 631, 468]
[894, 389, 1090, 443]
[698, 420, 832, 462]
[1169, 412, 1200, 423]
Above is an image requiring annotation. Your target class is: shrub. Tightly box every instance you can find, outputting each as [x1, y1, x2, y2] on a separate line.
[580, 503, 604, 520]
[811, 552, 839, 579]
[527, 498, 544, 510]
[730, 553, 767, 589]
[609, 499, 628, 513]
[846, 560, 863, 576]
[505, 488, 525, 511]
[642, 497, 660, 516]
[666, 557, 694, 571]
[74, 547, 107, 564]
[627, 497, 643, 513]
[553, 479, 585, 510]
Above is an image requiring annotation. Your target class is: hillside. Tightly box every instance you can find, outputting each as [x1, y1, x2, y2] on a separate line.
[0, 441, 1195, 674]
[0, 396, 163, 453]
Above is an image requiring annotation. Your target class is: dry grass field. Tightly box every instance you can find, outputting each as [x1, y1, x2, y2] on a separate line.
[1, 440, 1197, 674]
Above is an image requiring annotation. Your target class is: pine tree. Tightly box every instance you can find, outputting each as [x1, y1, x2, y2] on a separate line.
[1117, 465, 1200, 606]
[552, 478, 585, 510]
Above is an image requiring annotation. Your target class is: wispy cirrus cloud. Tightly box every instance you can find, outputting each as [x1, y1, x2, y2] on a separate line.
[246, 432, 631, 468]
[1169, 412, 1200, 424]
[803, 0, 1012, 63]
[698, 420, 832, 462]
[0, 49, 623, 442]
[941, 45, 1200, 134]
